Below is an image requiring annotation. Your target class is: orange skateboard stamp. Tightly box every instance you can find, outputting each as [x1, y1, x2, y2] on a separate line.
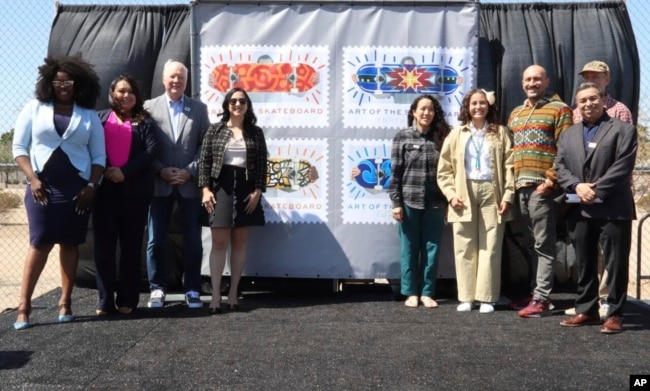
[210, 63, 317, 93]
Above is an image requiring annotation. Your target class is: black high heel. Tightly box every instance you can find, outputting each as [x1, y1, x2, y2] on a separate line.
[208, 301, 222, 315]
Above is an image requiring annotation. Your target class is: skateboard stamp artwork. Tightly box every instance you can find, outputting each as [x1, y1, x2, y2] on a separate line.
[210, 63, 318, 94]
[262, 138, 329, 224]
[200, 45, 329, 128]
[341, 139, 394, 224]
[342, 46, 473, 129]
[354, 63, 462, 96]
[267, 158, 319, 191]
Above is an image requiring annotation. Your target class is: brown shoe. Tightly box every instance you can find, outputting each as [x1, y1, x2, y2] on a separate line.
[560, 313, 600, 327]
[601, 315, 622, 334]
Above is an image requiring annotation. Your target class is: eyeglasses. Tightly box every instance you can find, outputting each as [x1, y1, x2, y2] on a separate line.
[229, 98, 247, 105]
[52, 80, 74, 88]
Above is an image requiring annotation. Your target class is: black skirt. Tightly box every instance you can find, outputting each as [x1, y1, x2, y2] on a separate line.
[202, 165, 265, 228]
[25, 148, 90, 246]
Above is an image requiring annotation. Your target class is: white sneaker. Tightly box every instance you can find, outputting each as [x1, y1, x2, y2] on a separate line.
[457, 302, 473, 312]
[479, 303, 495, 314]
[148, 289, 165, 308]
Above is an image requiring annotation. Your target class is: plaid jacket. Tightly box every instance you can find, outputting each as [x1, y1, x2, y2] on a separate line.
[388, 126, 446, 209]
[198, 122, 268, 191]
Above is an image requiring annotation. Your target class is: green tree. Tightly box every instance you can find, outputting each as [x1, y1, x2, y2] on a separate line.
[0, 129, 13, 164]
[0, 129, 13, 145]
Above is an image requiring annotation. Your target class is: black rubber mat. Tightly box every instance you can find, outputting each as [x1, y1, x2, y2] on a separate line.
[1, 283, 649, 390]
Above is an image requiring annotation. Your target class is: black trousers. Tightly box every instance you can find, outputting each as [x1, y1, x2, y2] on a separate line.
[572, 217, 631, 317]
[93, 182, 150, 310]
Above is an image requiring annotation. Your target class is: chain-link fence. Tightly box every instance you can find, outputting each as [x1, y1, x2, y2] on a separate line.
[0, 0, 648, 312]
[619, 0, 650, 306]
[0, 0, 184, 312]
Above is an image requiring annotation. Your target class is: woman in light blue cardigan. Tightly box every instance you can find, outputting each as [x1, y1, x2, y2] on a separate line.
[11, 56, 105, 330]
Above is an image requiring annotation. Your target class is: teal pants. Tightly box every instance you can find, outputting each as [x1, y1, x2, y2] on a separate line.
[398, 204, 445, 297]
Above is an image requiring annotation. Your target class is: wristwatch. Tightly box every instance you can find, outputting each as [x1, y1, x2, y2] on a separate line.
[87, 182, 99, 190]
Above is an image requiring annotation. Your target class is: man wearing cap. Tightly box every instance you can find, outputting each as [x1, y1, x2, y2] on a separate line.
[565, 60, 634, 320]
[573, 61, 633, 124]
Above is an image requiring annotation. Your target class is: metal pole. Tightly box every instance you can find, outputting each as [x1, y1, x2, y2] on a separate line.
[637, 213, 650, 299]
[189, 0, 199, 99]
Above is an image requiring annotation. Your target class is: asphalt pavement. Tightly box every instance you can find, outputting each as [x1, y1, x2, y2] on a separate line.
[1, 280, 649, 390]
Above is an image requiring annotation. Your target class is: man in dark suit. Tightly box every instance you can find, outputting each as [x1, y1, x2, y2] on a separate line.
[144, 60, 210, 309]
[556, 82, 637, 334]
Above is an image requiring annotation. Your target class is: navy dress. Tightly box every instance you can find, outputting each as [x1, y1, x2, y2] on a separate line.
[25, 113, 89, 246]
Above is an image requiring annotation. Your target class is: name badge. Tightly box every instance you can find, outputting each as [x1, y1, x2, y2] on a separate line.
[588, 142, 597, 149]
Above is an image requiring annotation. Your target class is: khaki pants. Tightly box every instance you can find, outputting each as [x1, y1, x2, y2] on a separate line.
[452, 180, 504, 303]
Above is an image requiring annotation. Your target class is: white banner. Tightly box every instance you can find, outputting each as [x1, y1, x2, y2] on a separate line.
[194, 1, 478, 279]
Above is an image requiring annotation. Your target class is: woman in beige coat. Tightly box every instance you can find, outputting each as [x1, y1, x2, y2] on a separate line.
[437, 89, 514, 313]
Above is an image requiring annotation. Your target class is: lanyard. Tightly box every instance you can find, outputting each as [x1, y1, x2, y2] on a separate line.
[469, 124, 486, 171]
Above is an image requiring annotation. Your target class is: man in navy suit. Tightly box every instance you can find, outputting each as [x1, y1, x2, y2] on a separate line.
[556, 82, 637, 334]
[144, 60, 210, 309]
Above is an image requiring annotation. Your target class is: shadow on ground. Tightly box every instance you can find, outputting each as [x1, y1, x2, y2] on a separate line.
[1, 280, 649, 390]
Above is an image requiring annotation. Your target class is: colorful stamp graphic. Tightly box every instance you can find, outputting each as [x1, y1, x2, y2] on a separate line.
[355, 63, 462, 95]
[210, 63, 318, 94]
[341, 139, 394, 224]
[262, 138, 328, 223]
[200, 45, 329, 128]
[343, 46, 473, 129]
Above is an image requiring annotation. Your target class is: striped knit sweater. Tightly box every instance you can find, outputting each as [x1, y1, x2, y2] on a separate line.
[507, 94, 573, 189]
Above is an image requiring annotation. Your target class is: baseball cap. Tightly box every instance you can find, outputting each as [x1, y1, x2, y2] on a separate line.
[578, 61, 610, 76]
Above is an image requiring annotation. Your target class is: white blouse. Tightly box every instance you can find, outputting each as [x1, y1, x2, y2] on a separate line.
[223, 137, 246, 167]
[464, 123, 492, 180]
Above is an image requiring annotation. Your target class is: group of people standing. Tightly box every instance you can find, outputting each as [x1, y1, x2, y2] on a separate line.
[389, 61, 637, 334]
[11, 55, 637, 335]
[12, 56, 267, 330]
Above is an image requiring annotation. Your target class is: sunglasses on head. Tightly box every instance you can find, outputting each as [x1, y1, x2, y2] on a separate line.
[228, 98, 247, 105]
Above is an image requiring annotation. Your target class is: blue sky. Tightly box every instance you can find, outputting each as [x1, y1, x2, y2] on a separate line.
[0, 0, 183, 134]
[1, 0, 647, 133]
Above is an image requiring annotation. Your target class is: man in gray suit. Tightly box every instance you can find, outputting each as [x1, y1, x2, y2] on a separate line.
[556, 82, 637, 334]
[144, 60, 210, 309]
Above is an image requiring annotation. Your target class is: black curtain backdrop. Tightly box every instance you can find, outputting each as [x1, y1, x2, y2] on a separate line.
[48, 5, 190, 110]
[478, 1, 639, 124]
[48, 2, 639, 119]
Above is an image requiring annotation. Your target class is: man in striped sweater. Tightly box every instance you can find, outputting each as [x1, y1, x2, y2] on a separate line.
[507, 65, 574, 318]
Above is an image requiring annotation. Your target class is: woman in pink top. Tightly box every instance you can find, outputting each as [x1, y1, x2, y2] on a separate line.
[93, 75, 158, 316]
